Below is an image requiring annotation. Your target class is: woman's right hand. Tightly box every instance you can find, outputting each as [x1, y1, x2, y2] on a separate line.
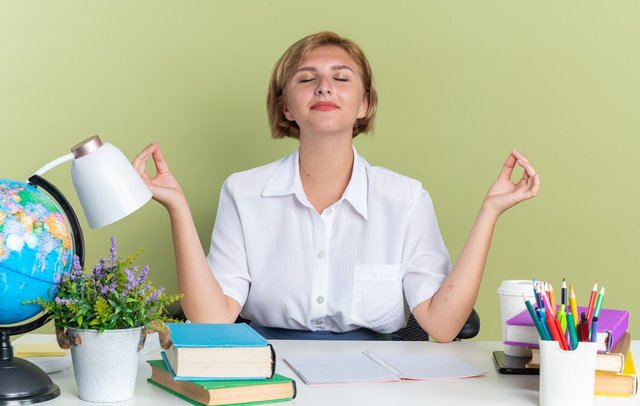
[132, 142, 186, 210]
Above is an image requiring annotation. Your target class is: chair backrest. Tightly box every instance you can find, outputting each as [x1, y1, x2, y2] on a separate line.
[394, 308, 480, 341]
[168, 302, 480, 341]
[394, 314, 429, 341]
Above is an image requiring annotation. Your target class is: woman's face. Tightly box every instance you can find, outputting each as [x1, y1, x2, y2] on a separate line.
[283, 45, 368, 138]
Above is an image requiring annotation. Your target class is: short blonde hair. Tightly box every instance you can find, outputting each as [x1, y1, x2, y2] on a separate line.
[267, 31, 378, 139]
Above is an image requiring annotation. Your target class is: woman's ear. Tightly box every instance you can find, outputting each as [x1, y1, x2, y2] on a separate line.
[284, 111, 293, 121]
[357, 93, 369, 119]
[283, 104, 295, 121]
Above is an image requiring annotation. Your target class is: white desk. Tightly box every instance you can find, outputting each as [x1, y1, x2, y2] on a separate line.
[42, 340, 638, 406]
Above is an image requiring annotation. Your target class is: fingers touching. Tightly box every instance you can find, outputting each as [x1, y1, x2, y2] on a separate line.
[132, 142, 166, 180]
[492, 148, 541, 210]
[511, 148, 541, 200]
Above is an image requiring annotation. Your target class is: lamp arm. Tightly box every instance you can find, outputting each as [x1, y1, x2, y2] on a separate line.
[32, 152, 74, 177]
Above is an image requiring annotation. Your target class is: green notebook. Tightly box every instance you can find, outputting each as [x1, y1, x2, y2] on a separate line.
[146, 359, 296, 406]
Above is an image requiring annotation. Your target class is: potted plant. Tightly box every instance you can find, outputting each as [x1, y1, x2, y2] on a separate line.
[27, 237, 181, 402]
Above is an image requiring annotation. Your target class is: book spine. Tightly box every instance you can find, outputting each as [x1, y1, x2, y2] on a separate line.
[291, 378, 297, 400]
[605, 311, 629, 352]
[603, 331, 613, 352]
[268, 343, 276, 379]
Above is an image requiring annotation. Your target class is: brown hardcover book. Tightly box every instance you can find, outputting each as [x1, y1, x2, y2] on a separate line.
[527, 331, 631, 373]
[147, 360, 296, 406]
[594, 351, 638, 397]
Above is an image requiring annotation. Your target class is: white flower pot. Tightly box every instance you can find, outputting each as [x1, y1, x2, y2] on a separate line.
[67, 327, 142, 402]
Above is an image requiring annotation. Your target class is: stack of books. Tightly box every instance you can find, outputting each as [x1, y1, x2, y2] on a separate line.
[147, 323, 297, 405]
[527, 332, 637, 397]
[504, 280, 637, 397]
[508, 305, 636, 398]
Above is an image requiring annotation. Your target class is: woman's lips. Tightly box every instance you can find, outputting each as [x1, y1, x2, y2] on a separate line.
[311, 102, 339, 111]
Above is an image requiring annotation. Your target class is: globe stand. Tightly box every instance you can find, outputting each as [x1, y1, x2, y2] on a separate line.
[0, 315, 60, 405]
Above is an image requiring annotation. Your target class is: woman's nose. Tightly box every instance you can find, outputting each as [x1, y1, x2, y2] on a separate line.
[314, 76, 333, 95]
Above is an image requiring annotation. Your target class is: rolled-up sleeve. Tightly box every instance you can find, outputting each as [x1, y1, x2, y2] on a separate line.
[402, 190, 451, 311]
[206, 177, 251, 307]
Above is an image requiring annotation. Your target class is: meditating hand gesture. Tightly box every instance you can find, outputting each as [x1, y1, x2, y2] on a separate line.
[132, 142, 186, 210]
[482, 149, 541, 217]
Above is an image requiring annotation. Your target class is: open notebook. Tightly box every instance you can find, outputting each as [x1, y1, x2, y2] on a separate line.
[285, 349, 486, 385]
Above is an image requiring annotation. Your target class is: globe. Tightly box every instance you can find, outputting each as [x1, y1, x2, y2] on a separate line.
[0, 178, 74, 325]
[1, 175, 83, 405]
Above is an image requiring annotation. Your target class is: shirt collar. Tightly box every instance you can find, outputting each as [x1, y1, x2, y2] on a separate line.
[261, 148, 303, 198]
[262, 147, 369, 220]
[342, 147, 368, 220]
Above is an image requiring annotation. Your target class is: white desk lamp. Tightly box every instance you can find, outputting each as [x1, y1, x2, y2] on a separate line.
[33, 135, 152, 228]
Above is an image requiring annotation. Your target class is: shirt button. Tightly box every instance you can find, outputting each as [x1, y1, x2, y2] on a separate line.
[314, 320, 323, 325]
[317, 251, 325, 259]
[316, 296, 324, 304]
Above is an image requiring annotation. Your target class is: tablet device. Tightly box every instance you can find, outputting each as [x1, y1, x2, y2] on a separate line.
[492, 350, 539, 375]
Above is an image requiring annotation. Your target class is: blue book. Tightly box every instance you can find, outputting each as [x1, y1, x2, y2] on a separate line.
[165, 323, 275, 380]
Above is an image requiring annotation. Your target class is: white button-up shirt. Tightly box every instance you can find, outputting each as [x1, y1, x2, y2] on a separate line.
[206, 148, 451, 333]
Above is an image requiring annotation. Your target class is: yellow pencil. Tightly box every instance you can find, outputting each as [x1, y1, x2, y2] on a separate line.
[569, 285, 579, 327]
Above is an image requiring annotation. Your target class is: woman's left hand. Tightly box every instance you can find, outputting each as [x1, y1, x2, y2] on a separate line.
[482, 149, 541, 216]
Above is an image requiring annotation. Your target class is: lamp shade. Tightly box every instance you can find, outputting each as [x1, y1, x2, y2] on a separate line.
[70, 136, 152, 228]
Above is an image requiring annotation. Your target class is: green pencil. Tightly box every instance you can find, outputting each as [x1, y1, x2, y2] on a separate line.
[593, 286, 605, 319]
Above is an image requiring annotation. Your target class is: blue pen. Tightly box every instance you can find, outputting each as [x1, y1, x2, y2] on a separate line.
[590, 316, 599, 343]
[539, 287, 546, 311]
[536, 283, 544, 310]
[533, 279, 541, 308]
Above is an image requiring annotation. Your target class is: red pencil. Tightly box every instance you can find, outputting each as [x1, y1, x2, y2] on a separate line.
[544, 307, 569, 350]
[586, 282, 598, 323]
[553, 316, 570, 350]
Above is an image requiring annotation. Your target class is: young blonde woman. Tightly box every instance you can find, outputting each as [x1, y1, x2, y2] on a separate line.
[133, 31, 540, 341]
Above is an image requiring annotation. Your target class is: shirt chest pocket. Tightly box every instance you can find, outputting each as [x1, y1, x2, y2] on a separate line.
[350, 264, 404, 331]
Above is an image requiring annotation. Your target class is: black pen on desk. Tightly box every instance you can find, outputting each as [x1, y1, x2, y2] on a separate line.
[561, 278, 567, 307]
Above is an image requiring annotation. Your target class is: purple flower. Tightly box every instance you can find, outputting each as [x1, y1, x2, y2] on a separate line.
[137, 284, 152, 296]
[54, 297, 77, 305]
[110, 236, 117, 263]
[146, 287, 165, 304]
[137, 265, 149, 285]
[69, 255, 83, 280]
[93, 258, 107, 279]
[100, 283, 116, 296]
[124, 268, 137, 292]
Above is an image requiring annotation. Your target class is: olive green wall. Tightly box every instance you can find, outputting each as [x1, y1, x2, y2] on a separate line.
[2, 1, 638, 340]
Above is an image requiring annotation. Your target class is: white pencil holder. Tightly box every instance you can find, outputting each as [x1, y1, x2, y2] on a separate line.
[538, 339, 598, 406]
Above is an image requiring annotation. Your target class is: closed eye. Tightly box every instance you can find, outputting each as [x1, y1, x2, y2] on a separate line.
[334, 77, 349, 82]
[298, 77, 316, 83]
